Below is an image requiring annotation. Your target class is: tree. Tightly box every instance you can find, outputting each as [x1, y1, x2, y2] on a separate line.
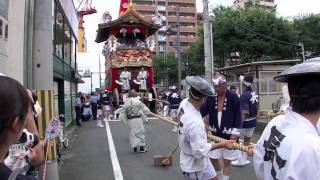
[182, 26, 205, 76]
[152, 54, 178, 85]
[293, 14, 320, 58]
[212, 5, 298, 66]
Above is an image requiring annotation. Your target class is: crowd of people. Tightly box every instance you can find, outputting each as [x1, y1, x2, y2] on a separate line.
[2, 58, 320, 180]
[74, 90, 114, 128]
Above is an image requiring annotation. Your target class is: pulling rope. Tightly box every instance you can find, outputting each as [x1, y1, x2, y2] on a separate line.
[42, 140, 50, 180]
[149, 112, 249, 152]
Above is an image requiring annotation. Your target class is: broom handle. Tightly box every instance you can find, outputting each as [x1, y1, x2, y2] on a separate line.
[149, 112, 248, 152]
[167, 144, 179, 157]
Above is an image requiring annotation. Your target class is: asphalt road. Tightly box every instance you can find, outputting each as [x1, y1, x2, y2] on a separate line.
[59, 117, 265, 180]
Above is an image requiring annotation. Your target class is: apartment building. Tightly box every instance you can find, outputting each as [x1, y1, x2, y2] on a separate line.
[133, 0, 198, 53]
[232, 0, 275, 10]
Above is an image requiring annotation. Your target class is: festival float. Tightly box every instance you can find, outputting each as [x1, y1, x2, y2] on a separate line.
[95, 0, 162, 111]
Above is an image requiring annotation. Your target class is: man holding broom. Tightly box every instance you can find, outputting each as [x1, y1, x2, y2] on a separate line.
[178, 76, 235, 180]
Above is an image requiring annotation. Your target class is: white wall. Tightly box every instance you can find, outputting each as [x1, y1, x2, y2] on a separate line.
[5, 0, 26, 83]
[0, 15, 8, 74]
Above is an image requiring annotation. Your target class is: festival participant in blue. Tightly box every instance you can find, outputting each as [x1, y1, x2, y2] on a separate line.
[168, 86, 182, 132]
[232, 75, 258, 167]
[200, 74, 241, 180]
[178, 76, 235, 180]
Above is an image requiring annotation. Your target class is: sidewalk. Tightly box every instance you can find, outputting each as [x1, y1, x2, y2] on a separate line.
[58, 120, 114, 180]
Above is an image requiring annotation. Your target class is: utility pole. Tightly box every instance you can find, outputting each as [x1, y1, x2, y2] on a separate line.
[90, 72, 93, 93]
[203, 0, 213, 83]
[209, 17, 214, 77]
[176, 6, 181, 92]
[298, 42, 305, 62]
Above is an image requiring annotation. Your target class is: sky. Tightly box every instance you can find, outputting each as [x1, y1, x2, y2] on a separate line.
[77, 0, 320, 93]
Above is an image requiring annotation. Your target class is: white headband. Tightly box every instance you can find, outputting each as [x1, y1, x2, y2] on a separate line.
[213, 76, 226, 85]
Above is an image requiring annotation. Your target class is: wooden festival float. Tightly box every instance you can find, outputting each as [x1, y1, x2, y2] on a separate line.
[95, 2, 161, 112]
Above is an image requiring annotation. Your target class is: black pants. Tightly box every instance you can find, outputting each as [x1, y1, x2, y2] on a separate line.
[91, 103, 97, 120]
[75, 106, 81, 125]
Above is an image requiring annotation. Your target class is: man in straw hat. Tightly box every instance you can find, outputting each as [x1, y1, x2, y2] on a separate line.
[248, 57, 320, 180]
[200, 74, 241, 180]
[178, 76, 235, 180]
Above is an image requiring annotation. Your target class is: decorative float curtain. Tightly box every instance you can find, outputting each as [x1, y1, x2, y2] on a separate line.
[119, 0, 129, 16]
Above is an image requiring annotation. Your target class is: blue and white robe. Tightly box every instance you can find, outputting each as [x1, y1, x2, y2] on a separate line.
[200, 90, 242, 140]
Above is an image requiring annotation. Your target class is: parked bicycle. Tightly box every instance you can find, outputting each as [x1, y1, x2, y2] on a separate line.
[56, 114, 74, 164]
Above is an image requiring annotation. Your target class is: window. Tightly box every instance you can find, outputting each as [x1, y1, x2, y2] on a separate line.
[55, 7, 64, 59]
[0, 19, 2, 37]
[4, 24, 8, 39]
[71, 35, 76, 69]
[64, 23, 71, 65]
[158, 34, 166, 41]
[52, 1, 56, 53]
[157, 5, 165, 11]
[259, 71, 282, 94]
[159, 44, 165, 52]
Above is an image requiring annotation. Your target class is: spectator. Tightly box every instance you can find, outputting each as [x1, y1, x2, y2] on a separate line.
[90, 92, 98, 120]
[74, 93, 82, 126]
[0, 76, 37, 180]
[82, 101, 92, 121]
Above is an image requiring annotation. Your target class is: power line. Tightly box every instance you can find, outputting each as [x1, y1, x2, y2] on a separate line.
[236, 23, 299, 46]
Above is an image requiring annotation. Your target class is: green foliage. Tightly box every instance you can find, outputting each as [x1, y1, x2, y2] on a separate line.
[182, 26, 205, 76]
[293, 14, 320, 57]
[153, 6, 320, 80]
[213, 6, 298, 66]
[152, 53, 178, 84]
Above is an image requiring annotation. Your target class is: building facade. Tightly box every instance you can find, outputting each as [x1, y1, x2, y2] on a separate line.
[232, 0, 275, 10]
[0, 0, 9, 71]
[218, 59, 299, 110]
[0, 0, 79, 179]
[133, 0, 198, 53]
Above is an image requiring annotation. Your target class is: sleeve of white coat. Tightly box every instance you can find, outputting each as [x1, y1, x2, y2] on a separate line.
[284, 142, 320, 180]
[253, 142, 265, 180]
[140, 102, 151, 115]
[118, 106, 128, 124]
[188, 123, 212, 159]
[253, 123, 272, 180]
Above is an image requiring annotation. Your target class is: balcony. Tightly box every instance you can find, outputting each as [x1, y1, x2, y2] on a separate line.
[166, 46, 191, 53]
[167, 16, 196, 23]
[166, 0, 195, 3]
[167, 6, 196, 13]
[258, 0, 275, 7]
[168, 36, 197, 43]
[135, 5, 156, 12]
[180, 26, 196, 33]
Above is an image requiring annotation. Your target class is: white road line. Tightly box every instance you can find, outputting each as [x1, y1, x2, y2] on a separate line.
[104, 119, 124, 180]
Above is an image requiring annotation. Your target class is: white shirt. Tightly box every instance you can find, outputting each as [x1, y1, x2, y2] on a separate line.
[152, 15, 164, 26]
[254, 110, 320, 180]
[178, 99, 212, 172]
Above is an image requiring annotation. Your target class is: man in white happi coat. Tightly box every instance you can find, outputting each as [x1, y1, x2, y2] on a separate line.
[120, 67, 131, 91]
[137, 67, 148, 91]
[178, 76, 235, 180]
[248, 57, 320, 180]
[119, 91, 151, 153]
